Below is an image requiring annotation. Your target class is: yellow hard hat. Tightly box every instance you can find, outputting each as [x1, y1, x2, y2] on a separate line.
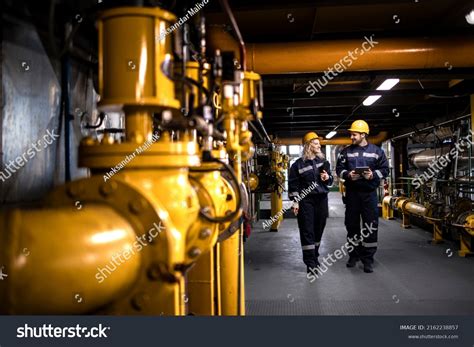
[348, 120, 370, 134]
[302, 132, 319, 144]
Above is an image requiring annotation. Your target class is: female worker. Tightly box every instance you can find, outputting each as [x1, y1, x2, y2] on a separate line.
[288, 132, 333, 274]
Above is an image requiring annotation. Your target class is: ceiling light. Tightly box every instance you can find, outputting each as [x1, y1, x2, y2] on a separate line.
[376, 78, 400, 91]
[326, 131, 337, 139]
[362, 95, 382, 106]
[466, 10, 474, 25]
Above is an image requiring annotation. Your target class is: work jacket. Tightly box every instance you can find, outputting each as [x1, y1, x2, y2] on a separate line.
[336, 143, 389, 192]
[288, 156, 334, 201]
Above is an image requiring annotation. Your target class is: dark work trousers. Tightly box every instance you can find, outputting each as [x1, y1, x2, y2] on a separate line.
[296, 193, 329, 268]
[344, 190, 379, 265]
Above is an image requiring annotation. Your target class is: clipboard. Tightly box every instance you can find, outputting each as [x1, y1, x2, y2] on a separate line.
[354, 166, 370, 175]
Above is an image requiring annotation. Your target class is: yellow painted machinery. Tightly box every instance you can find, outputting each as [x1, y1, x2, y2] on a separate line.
[270, 149, 289, 231]
[0, 4, 265, 316]
[382, 195, 474, 256]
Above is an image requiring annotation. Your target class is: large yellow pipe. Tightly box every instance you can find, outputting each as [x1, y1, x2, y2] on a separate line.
[208, 28, 474, 74]
[278, 131, 389, 145]
[0, 205, 140, 314]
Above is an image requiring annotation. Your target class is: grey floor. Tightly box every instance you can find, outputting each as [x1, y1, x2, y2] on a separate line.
[245, 192, 474, 315]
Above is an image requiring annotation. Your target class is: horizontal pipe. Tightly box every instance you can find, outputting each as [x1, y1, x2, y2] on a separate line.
[404, 201, 427, 217]
[208, 28, 474, 74]
[390, 114, 470, 141]
[278, 131, 388, 145]
[411, 146, 474, 170]
[0, 205, 141, 314]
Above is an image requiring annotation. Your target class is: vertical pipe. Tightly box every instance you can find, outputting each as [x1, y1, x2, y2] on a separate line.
[470, 95, 474, 197]
[124, 108, 153, 144]
[61, 53, 71, 182]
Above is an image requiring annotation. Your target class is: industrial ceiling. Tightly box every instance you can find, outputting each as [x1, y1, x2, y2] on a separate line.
[205, 0, 474, 139]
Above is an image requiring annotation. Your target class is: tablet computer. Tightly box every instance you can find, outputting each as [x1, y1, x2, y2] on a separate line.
[354, 166, 370, 175]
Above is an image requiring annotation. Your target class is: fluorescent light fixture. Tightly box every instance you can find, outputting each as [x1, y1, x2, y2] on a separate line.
[362, 95, 382, 106]
[466, 10, 474, 25]
[376, 78, 400, 91]
[326, 130, 337, 139]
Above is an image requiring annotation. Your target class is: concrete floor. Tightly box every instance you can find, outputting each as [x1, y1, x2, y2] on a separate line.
[245, 192, 474, 315]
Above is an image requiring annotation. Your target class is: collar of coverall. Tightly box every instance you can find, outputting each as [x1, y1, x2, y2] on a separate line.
[354, 142, 370, 150]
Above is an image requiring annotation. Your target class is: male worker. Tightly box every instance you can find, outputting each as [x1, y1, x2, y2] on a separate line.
[289, 132, 333, 274]
[336, 120, 389, 273]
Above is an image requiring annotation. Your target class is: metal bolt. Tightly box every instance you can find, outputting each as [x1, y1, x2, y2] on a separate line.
[100, 181, 118, 197]
[188, 247, 201, 258]
[131, 292, 149, 311]
[67, 184, 84, 198]
[201, 206, 211, 215]
[129, 198, 146, 215]
[187, 195, 194, 208]
[147, 265, 161, 280]
[199, 228, 212, 239]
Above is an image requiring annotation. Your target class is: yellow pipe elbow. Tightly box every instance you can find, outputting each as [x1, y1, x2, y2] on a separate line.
[0, 205, 140, 314]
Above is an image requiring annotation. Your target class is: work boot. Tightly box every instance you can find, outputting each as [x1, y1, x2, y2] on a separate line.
[363, 263, 374, 273]
[346, 257, 359, 268]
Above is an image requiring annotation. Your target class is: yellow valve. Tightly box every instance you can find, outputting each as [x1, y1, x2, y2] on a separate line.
[246, 173, 259, 192]
[98, 7, 180, 111]
[240, 71, 263, 120]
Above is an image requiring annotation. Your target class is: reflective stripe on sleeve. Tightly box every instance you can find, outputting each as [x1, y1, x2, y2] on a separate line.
[362, 242, 378, 248]
[362, 152, 379, 159]
[302, 244, 316, 250]
[347, 153, 359, 157]
[298, 166, 313, 174]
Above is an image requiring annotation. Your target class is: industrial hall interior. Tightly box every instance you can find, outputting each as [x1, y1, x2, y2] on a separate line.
[2, 0, 474, 316]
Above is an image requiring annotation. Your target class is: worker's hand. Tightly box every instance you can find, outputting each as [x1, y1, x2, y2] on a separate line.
[363, 169, 373, 180]
[292, 202, 299, 216]
[348, 170, 361, 181]
[320, 170, 330, 182]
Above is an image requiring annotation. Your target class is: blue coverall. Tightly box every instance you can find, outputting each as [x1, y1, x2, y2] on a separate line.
[289, 156, 334, 268]
[336, 143, 389, 265]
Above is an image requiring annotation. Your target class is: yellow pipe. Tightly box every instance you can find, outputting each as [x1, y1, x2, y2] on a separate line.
[270, 191, 283, 231]
[219, 89, 246, 314]
[382, 196, 394, 220]
[404, 201, 427, 217]
[208, 27, 474, 74]
[187, 249, 216, 315]
[279, 131, 389, 146]
[125, 108, 154, 143]
[0, 205, 140, 314]
[187, 162, 238, 315]
[219, 152, 245, 315]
